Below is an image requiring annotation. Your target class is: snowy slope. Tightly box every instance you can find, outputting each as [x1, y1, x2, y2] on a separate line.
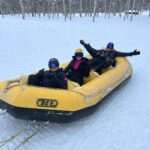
[0, 13, 150, 150]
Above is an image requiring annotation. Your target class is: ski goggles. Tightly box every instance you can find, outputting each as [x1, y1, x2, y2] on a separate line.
[49, 63, 58, 68]
[75, 52, 83, 57]
[101, 50, 107, 54]
[97, 50, 107, 56]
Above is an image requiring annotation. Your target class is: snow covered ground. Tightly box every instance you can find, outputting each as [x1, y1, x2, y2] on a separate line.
[0, 13, 150, 150]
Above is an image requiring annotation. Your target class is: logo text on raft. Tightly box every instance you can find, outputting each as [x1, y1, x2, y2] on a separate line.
[37, 99, 58, 108]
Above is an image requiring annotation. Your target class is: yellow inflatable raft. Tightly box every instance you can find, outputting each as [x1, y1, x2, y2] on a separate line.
[0, 57, 132, 122]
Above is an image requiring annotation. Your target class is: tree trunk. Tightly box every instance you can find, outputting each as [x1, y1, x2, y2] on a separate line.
[56, 2, 59, 19]
[130, 0, 136, 21]
[63, 0, 67, 21]
[149, 2, 150, 17]
[108, 0, 112, 18]
[126, 0, 131, 19]
[89, 0, 92, 17]
[19, 0, 25, 19]
[48, 1, 51, 18]
[124, 0, 131, 20]
[80, 0, 83, 17]
[52, 1, 55, 19]
[104, 0, 107, 18]
[0, 0, 4, 18]
[119, 0, 122, 18]
[93, 0, 97, 22]
[69, 0, 72, 20]
[137, 0, 141, 15]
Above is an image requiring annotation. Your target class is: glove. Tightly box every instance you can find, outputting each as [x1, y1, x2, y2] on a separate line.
[37, 68, 44, 76]
[112, 60, 117, 67]
[37, 68, 44, 80]
[131, 49, 140, 56]
[80, 40, 85, 45]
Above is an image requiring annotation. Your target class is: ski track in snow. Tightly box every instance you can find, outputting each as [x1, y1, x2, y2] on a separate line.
[0, 13, 150, 150]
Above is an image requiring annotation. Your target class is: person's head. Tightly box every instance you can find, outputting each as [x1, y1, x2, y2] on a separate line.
[97, 48, 107, 57]
[48, 58, 59, 71]
[106, 42, 114, 51]
[100, 49, 107, 57]
[74, 48, 83, 60]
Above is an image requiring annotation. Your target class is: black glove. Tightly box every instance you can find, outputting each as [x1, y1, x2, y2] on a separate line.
[37, 68, 44, 75]
[112, 60, 117, 67]
[80, 40, 85, 45]
[37, 68, 44, 79]
[131, 50, 140, 56]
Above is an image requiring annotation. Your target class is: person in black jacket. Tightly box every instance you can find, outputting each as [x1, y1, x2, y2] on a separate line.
[88, 48, 111, 73]
[80, 40, 140, 73]
[64, 49, 90, 85]
[105, 42, 140, 60]
[28, 58, 68, 89]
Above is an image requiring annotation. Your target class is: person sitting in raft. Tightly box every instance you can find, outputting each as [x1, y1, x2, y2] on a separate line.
[64, 49, 90, 86]
[88, 47, 112, 74]
[80, 40, 140, 71]
[28, 58, 68, 89]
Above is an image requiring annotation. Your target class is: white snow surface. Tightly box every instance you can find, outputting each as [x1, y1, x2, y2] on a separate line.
[0, 13, 150, 150]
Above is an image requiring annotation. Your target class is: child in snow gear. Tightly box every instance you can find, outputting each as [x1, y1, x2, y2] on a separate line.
[80, 40, 140, 72]
[64, 49, 90, 85]
[28, 58, 68, 89]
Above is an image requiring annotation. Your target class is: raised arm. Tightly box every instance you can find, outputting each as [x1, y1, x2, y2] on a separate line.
[80, 40, 99, 58]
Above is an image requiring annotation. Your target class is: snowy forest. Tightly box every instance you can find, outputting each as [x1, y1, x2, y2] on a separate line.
[0, 0, 150, 21]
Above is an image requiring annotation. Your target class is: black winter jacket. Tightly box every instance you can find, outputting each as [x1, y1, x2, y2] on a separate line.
[82, 43, 132, 59]
[64, 57, 90, 85]
[82, 43, 112, 73]
[39, 68, 67, 89]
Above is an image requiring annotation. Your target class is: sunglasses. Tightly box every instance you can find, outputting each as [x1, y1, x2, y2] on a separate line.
[75, 53, 83, 57]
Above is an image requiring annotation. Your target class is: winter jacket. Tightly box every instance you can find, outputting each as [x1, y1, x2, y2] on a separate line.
[107, 50, 132, 59]
[82, 43, 132, 59]
[64, 57, 90, 85]
[28, 68, 67, 89]
[82, 43, 132, 72]
[82, 43, 112, 73]
[41, 68, 67, 89]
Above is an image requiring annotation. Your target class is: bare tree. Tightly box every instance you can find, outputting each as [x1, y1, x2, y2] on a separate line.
[149, 2, 150, 17]
[52, 1, 55, 19]
[47, 1, 52, 18]
[93, 0, 97, 22]
[80, 0, 82, 17]
[118, 0, 123, 18]
[108, 0, 112, 18]
[124, 0, 131, 20]
[69, 0, 72, 20]
[63, 0, 67, 21]
[130, 0, 136, 21]
[19, 0, 25, 19]
[137, 0, 142, 15]
[104, 0, 107, 18]
[0, 0, 4, 18]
